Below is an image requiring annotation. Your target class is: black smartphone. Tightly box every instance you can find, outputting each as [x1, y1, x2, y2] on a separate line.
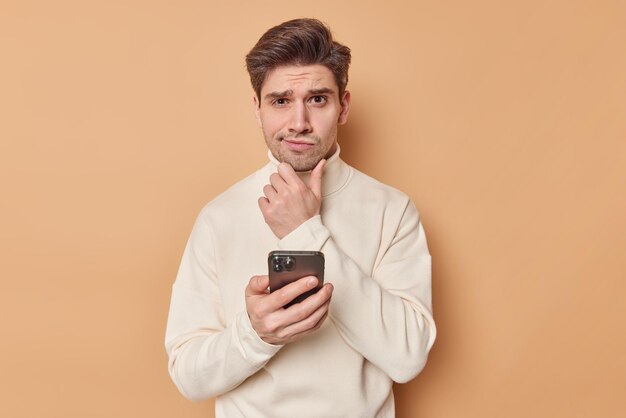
[268, 250, 325, 308]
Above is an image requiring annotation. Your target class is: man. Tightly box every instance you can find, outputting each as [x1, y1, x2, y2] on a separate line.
[165, 18, 436, 417]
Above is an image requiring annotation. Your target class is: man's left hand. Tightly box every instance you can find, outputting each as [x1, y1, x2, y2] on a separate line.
[258, 159, 325, 239]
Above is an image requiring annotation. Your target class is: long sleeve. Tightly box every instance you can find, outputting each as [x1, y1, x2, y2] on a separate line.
[277, 200, 436, 383]
[164, 215, 282, 401]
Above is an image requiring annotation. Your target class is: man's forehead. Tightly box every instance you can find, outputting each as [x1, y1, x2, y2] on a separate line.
[261, 64, 338, 95]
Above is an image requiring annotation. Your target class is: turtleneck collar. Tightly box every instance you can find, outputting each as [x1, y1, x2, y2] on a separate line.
[266, 144, 352, 197]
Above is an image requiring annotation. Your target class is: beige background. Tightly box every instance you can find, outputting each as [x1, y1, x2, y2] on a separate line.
[1, 0, 625, 417]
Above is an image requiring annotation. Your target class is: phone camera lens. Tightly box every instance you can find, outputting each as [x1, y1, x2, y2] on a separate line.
[273, 263, 283, 272]
[284, 257, 295, 270]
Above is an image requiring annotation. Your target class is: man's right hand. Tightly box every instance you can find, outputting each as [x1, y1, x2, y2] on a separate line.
[245, 275, 333, 345]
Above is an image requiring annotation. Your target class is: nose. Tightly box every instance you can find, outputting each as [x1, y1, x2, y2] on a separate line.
[288, 101, 312, 135]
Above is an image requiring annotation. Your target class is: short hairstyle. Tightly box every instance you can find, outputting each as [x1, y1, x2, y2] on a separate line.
[245, 18, 351, 102]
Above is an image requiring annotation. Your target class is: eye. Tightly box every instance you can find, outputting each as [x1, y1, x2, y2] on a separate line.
[273, 98, 289, 106]
[309, 95, 328, 105]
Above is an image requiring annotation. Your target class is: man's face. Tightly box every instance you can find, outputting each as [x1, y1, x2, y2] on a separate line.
[254, 64, 351, 172]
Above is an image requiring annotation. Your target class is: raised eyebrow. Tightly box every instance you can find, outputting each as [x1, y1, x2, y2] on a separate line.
[264, 89, 293, 101]
[308, 88, 335, 95]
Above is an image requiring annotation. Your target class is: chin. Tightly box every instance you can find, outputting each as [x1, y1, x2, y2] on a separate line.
[275, 150, 323, 172]
[288, 159, 319, 172]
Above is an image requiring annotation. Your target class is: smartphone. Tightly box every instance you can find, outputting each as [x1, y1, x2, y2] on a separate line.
[268, 250, 325, 308]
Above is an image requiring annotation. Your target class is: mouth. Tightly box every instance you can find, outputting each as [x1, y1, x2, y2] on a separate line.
[281, 138, 315, 151]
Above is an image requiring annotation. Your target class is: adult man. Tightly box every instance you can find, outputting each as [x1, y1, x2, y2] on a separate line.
[165, 18, 436, 417]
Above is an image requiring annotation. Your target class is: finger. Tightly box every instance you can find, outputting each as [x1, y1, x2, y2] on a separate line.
[280, 299, 331, 339]
[281, 282, 332, 321]
[314, 307, 330, 328]
[309, 159, 326, 200]
[246, 275, 270, 296]
[269, 172, 288, 190]
[276, 162, 301, 186]
[280, 281, 333, 310]
[258, 196, 270, 214]
[306, 305, 330, 333]
[300, 282, 333, 306]
[263, 184, 277, 200]
[269, 276, 319, 308]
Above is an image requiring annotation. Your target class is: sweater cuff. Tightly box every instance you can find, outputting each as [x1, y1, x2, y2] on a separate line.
[235, 310, 283, 362]
[278, 215, 330, 251]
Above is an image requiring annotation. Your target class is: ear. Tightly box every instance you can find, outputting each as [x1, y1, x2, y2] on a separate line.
[253, 95, 262, 127]
[338, 90, 351, 125]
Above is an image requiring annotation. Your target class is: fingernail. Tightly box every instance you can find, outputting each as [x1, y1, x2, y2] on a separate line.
[307, 277, 317, 287]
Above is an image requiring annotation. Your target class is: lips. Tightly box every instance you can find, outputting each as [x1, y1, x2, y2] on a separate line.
[282, 139, 315, 151]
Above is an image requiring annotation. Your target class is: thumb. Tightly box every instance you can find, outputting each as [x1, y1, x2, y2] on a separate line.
[309, 159, 326, 200]
[246, 275, 269, 296]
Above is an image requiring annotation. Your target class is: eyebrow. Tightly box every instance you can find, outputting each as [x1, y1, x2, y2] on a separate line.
[309, 87, 335, 95]
[264, 90, 293, 101]
[263, 87, 336, 101]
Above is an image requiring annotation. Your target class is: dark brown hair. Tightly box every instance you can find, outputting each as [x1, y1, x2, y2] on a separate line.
[245, 18, 351, 102]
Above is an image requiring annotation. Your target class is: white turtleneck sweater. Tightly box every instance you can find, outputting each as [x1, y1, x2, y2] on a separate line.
[165, 147, 436, 418]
